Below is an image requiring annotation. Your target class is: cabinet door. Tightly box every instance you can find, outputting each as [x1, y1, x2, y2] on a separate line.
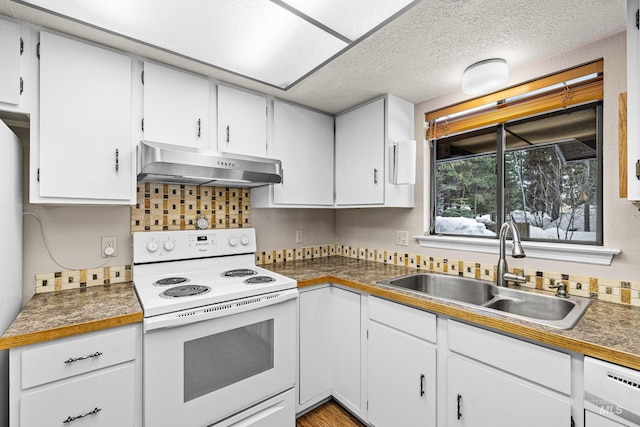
[143, 61, 210, 148]
[447, 356, 570, 427]
[331, 287, 363, 416]
[273, 101, 334, 205]
[298, 286, 332, 407]
[368, 321, 436, 427]
[217, 85, 267, 157]
[335, 98, 384, 205]
[38, 32, 133, 201]
[0, 18, 22, 105]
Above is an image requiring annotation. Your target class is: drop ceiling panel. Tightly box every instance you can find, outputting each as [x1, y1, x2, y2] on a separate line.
[16, 0, 350, 88]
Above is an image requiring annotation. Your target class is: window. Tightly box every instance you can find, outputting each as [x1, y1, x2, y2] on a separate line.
[427, 60, 603, 245]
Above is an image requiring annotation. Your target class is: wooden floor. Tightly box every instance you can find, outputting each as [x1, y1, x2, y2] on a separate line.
[296, 400, 366, 427]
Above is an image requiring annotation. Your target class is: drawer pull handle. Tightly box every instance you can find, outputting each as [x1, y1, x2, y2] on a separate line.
[63, 407, 101, 424]
[420, 373, 425, 396]
[64, 351, 102, 364]
[457, 394, 462, 420]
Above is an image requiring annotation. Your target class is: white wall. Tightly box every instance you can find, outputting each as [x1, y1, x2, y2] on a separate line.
[337, 31, 640, 282]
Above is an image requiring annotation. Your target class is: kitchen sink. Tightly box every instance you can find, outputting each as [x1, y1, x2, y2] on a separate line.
[386, 274, 494, 305]
[377, 273, 591, 329]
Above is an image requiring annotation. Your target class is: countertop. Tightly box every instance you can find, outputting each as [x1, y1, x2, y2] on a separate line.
[263, 257, 640, 371]
[2, 257, 639, 372]
[0, 282, 143, 350]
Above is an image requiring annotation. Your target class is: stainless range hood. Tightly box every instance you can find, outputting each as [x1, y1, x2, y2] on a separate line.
[138, 141, 282, 187]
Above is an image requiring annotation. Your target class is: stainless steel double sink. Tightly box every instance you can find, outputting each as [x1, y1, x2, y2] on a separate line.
[377, 273, 591, 329]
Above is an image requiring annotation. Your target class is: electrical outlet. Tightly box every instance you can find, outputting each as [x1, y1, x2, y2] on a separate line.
[296, 230, 303, 244]
[395, 230, 409, 246]
[101, 236, 117, 258]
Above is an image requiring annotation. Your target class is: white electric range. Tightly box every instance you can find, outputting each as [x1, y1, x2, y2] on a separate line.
[133, 228, 297, 427]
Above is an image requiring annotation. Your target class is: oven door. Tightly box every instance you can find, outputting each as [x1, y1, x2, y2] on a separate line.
[143, 291, 297, 427]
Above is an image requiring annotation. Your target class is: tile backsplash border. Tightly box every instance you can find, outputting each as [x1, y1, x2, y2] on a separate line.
[256, 244, 640, 308]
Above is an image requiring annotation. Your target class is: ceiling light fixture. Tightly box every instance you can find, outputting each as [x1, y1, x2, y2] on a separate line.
[462, 58, 509, 96]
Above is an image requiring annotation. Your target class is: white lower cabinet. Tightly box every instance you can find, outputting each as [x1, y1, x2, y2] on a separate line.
[446, 356, 570, 427]
[297, 285, 366, 420]
[446, 320, 573, 427]
[368, 297, 436, 427]
[297, 286, 582, 427]
[9, 324, 141, 427]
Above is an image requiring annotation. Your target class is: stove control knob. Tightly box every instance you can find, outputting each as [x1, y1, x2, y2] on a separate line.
[147, 241, 159, 252]
[241, 235, 250, 245]
[229, 236, 238, 246]
[164, 241, 175, 251]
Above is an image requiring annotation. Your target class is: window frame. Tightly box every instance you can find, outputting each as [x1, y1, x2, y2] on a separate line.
[429, 102, 604, 245]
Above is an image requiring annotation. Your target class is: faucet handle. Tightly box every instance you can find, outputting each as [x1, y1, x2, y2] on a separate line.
[549, 282, 569, 298]
[502, 272, 526, 285]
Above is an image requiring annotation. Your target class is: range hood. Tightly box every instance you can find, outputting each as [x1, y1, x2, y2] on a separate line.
[138, 141, 282, 188]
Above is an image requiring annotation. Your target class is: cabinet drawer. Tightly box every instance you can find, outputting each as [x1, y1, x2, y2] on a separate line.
[369, 296, 436, 343]
[21, 326, 136, 389]
[20, 364, 134, 427]
[448, 320, 570, 394]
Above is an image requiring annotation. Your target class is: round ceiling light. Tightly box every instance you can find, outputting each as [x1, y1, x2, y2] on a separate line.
[462, 58, 509, 96]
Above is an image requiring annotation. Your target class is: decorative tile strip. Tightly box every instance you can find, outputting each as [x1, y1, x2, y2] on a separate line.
[36, 265, 131, 294]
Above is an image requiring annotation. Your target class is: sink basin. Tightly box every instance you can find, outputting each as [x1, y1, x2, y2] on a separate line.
[378, 273, 591, 329]
[386, 274, 494, 305]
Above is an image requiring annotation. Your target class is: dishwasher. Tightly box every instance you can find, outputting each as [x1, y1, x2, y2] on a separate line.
[584, 356, 640, 426]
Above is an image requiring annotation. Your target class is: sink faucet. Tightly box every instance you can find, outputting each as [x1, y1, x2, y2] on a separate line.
[497, 221, 526, 287]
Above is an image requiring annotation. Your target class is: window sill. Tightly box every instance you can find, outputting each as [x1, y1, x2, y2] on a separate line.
[414, 235, 620, 266]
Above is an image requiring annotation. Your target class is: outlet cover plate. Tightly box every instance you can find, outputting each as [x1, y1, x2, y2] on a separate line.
[395, 230, 409, 246]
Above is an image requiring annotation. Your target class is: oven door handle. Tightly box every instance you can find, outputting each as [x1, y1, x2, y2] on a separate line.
[144, 288, 298, 332]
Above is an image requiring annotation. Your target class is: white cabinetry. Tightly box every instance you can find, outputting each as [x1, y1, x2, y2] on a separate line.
[297, 285, 366, 420]
[331, 287, 365, 419]
[335, 94, 414, 207]
[142, 61, 211, 148]
[9, 324, 141, 427]
[217, 84, 268, 157]
[446, 320, 572, 427]
[252, 101, 334, 207]
[34, 31, 135, 204]
[298, 285, 332, 411]
[368, 297, 436, 427]
[0, 17, 28, 110]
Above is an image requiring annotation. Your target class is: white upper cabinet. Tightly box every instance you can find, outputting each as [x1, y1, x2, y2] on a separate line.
[335, 94, 414, 207]
[252, 101, 334, 207]
[335, 98, 385, 206]
[0, 18, 22, 106]
[217, 84, 268, 157]
[35, 31, 134, 204]
[0, 17, 30, 113]
[628, 0, 640, 201]
[142, 61, 210, 148]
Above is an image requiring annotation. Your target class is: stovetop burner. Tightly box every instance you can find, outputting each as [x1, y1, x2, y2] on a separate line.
[161, 285, 211, 298]
[244, 276, 276, 285]
[154, 277, 190, 286]
[222, 269, 257, 278]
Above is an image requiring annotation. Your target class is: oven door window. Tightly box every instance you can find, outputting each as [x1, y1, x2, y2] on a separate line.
[183, 319, 274, 402]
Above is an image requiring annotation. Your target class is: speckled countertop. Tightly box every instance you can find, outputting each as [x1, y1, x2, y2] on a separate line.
[2, 257, 638, 372]
[263, 257, 640, 371]
[0, 282, 142, 350]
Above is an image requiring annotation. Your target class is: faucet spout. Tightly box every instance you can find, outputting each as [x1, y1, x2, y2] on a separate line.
[497, 221, 526, 287]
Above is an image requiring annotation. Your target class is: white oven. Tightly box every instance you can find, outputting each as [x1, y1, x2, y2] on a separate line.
[133, 229, 298, 427]
[143, 292, 296, 426]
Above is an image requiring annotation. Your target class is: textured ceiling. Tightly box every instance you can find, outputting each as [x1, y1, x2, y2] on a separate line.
[0, 0, 627, 114]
